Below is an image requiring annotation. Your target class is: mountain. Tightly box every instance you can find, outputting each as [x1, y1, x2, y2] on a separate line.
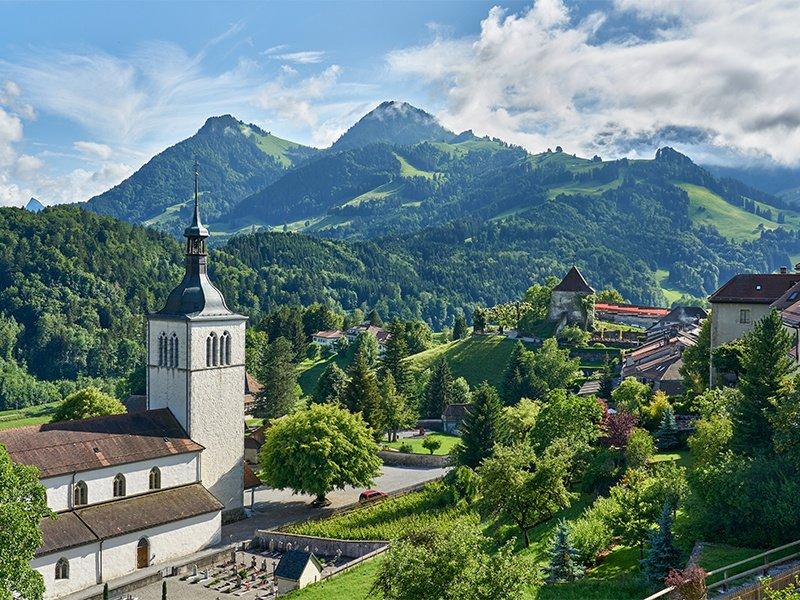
[25, 197, 45, 212]
[330, 101, 454, 151]
[84, 115, 318, 231]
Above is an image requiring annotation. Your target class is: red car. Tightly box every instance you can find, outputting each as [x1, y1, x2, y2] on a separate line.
[359, 489, 388, 503]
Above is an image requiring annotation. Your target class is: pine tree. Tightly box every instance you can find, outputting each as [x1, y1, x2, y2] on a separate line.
[383, 321, 410, 393]
[472, 307, 487, 333]
[501, 342, 531, 406]
[656, 407, 679, 451]
[545, 521, 584, 583]
[423, 357, 453, 418]
[380, 372, 415, 442]
[342, 349, 383, 432]
[642, 501, 681, 583]
[455, 382, 504, 468]
[312, 363, 348, 405]
[368, 308, 383, 327]
[452, 313, 468, 340]
[733, 309, 794, 454]
[253, 337, 300, 420]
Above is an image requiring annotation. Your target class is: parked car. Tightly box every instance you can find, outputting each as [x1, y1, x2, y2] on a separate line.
[359, 489, 388, 503]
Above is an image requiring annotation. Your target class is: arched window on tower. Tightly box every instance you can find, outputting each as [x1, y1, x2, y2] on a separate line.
[149, 467, 161, 490]
[212, 333, 219, 366]
[222, 331, 231, 365]
[73, 480, 87, 507]
[113, 473, 126, 498]
[158, 332, 168, 367]
[55, 557, 69, 580]
[170, 333, 178, 368]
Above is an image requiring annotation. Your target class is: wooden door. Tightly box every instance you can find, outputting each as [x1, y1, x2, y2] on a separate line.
[137, 539, 149, 569]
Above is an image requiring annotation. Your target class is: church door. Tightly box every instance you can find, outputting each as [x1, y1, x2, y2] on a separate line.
[136, 538, 149, 569]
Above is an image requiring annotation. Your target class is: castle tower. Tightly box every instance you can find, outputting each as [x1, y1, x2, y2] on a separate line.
[147, 163, 247, 521]
[548, 265, 595, 329]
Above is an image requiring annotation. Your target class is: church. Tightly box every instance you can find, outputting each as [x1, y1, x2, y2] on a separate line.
[0, 171, 247, 598]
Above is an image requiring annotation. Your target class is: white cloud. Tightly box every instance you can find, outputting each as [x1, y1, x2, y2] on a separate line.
[387, 0, 800, 165]
[73, 141, 113, 160]
[14, 154, 43, 179]
[255, 65, 342, 128]
[268, 51, 326, 64]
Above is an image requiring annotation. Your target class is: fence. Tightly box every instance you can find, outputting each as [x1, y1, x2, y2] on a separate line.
[643, 539, 800, 600]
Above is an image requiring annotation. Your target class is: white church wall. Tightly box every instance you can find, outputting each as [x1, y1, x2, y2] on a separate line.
[33, 541, 101, 599]
[147, 318, 189, 429]
[186, 319, 246, 516]
[101, 510, 221, 581]
[43, 453, 200, 511]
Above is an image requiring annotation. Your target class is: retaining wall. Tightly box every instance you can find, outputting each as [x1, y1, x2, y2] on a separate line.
[251, 531, 388, 558]
[378, 450, 451, 468]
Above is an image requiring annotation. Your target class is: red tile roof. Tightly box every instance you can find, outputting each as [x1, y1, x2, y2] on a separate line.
[0, 409, 203, 478]
[709, 273, 799, 304]
[595, 303, 670, 318]
[553, 266, 594, 293]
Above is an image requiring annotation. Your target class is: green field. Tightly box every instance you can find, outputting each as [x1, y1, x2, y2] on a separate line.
[345, 181, 405, 207]
[402, 335, 530, 389]
[679, 183, 784, 241]
[384, 432, 459, 455]
[547, 178, 622, 200]
[286, 557, 382, 599]
[245, 127, 305, 168]
[654, 269, 686, 306]
[395, 153, 436, 179]
[0, 402, 59, 430]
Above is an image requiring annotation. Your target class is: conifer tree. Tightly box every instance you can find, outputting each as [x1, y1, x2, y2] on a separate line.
[379, 372, 415, 442]
[545, 521, 584, 583]
[383, 321, 410, 392]
[472, 307, 487, 333]
[342, 349, 383, 432]
[423, 357, 453, 418]
[452, 313, 468, 340]
[455, 382, 504, 468]
[368, 308, 383, 327]
[311, 363, 348, 405]
[656, 407, 679, 451]
[253, 337, 300, 420]
[733, 309, 794, 454]
[501, 342, 530, 406]
[642, 501, 681, 583]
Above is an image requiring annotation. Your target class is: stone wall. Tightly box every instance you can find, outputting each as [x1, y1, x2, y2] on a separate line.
[251, 532, 388, 558]
[378, 450, 451, 468]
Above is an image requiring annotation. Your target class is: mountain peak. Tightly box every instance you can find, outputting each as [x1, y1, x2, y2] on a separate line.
[331, 100, 453, 151]
[25, 197, 45, 212]
[198, 114, 242, 135]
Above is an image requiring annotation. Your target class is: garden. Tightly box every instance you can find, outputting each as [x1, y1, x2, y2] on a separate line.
[382, 432, 459, 455]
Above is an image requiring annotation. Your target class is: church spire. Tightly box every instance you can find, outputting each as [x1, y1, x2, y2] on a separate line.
[184, 160, 209, 249]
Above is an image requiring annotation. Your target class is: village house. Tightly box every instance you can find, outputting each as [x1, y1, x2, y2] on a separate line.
[594, 302, 670, 329]
[311, 329, 345, 347]
[0, 178, 247, 598]
[274, 550, 324, 594]
[621, 327, 700, 396]
[442, 403, 471, 434]
[645, 305, 708, 341]
[708, 267, 800, 384]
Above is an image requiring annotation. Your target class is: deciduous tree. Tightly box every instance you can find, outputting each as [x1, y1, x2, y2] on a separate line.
[258, 404, 381, 505]
[51, 386, 125, 423]
[311, 363, 348, 405]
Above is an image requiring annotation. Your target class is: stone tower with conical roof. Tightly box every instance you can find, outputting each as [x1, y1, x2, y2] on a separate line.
[548, 266, 595, 329]
[146, 163, 247, 521]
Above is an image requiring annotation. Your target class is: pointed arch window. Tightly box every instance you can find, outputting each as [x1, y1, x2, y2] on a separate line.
[55, 557, 70, 580]
[170, 333, 179, 368]
[158, 332, 167, 367]
[73, 481, 88, 507]
[149, 467, 161, 490]
[212, 333, 219, 366]
[221, 331, 231, 365]
[206, 333, 217, 367]
[113, 473, 126, 498]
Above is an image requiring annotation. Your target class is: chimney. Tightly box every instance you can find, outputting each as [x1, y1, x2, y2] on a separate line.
[795, 262, 800, 273]
[780, 266, 788, 274]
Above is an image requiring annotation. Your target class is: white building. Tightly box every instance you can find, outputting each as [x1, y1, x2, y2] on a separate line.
[311, 330, 345, 347]
[0, 173, 247, 598]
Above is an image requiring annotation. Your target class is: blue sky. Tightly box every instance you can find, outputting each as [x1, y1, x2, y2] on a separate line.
[0, 0, 798, 206]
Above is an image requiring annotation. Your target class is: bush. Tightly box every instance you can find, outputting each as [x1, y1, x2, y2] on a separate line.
[626, 428, 655, 468]
[569, 496, 618, 564]
[581, 447, 623, 495]
[398, 442, 413, 453]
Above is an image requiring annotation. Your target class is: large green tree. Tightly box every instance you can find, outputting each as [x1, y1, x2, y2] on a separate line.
[311, 363, 348, 405]
[679, 317, 710, 393]
[51, 386, 126, 423]
[455, 382, 505, 468]
[383, 320, 410, 393]
[501, 342, 530, 406]
[0, 444, 53, 600]
[422, 357, 453, 418]
[733, 309, 794, 454]
[253, 337, 300, 420]
[258, 403, 381, 505]
[478, 442, 574, 547]
[452, 313, 468, 340]
[341, 349, 383, 431]
[379, 372, 415, 442]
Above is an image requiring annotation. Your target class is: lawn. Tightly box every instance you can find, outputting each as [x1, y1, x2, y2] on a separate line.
[650, 449, 692, 468]
[384, 432, 459, 456]
[403, 335, 531, 389]
[286, 557, 382, 600]
[654, 269, 686, 306]
[0, 402, 59, 430]
[696, 543, 762, 586]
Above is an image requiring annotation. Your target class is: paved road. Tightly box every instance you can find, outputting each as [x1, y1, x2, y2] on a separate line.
[222, 464, 449, 543]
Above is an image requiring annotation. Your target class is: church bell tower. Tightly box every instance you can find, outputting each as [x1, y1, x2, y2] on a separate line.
[147, 163, 247, 521]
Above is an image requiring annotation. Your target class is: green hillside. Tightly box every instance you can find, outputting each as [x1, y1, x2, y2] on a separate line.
[403, 335, 532, 389]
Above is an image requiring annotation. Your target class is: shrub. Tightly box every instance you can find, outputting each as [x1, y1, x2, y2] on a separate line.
[664, 565, 707, 600]
[422, 437, 442, 455]
[569, 496, 618, 564]
[399, 442, 413, 453]
[626, 428, 655, 468]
